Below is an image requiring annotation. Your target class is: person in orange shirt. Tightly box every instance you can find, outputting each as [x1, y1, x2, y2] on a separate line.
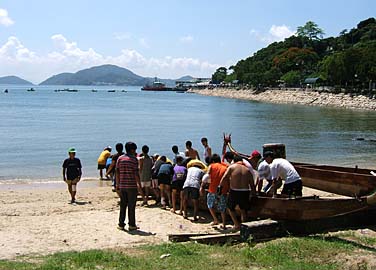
[200, 154, 229, 229]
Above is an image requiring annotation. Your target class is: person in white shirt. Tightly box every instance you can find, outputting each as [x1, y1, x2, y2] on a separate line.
[257, 160, 273, 193]
[264, 151, 302, 197]
[182, 166, 205, 221]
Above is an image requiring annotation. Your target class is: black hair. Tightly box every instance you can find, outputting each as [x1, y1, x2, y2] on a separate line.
[185, 141, 192, 147]
[115, 143, 123, 153]
[172, 145, 178, 153]
[211, 154, 221, 163]
[142, 145, 149, 154]
[233, 155, 243, 162]
[160, 156, 167, 162]
[125, 142, 137, 154]
[205, 156, 211, 164]
[176, 156, 184, 164]
[201, 137, 208, 142]
[224, 151, 234, 160]
[263, 151, 274, 159]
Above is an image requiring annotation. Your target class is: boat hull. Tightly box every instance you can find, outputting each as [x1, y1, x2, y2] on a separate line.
[293, 162, 376, 197]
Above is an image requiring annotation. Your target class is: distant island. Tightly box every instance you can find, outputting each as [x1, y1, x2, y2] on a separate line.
[0, 76, 34, 85]
[39, 64, 194, 86]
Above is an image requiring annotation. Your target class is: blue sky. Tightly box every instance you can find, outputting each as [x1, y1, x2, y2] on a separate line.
[0, 0, 375, 83]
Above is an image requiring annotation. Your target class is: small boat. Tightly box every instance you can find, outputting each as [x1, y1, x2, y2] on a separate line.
[27, 88, 35, 92]
[91, 89, 98, 92]
[248, 193, 374, 221]
[107, 90, 116, 93]
[141, 78, 173, 91]
[121, 90, 127, 93]
[293, 162, 376, 197]
[4, 89, 8, 93]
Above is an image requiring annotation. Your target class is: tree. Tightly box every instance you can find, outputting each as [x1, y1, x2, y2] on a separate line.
[211, 67, 227, 84]
[281, 71, 301, 86]
[297, 21, 325, 40]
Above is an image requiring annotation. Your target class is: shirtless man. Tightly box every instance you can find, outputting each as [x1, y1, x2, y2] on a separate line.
[201, 137, 212, 164]
[219, 155, 255, 230]
[185, 140, 200, 160]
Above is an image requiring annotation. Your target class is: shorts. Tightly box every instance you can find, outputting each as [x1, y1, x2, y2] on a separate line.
[184, 187, 200, 200]
[65, 178, 79, 185]
[171, 180, 184, 191]
[158, 174, 171, 185]
[207, 192, 227, 212]
[98, 164, 106, 170]
[227, 189, 250, 211]
[141, 181, 151, 188]
[281, 180, 303, 197]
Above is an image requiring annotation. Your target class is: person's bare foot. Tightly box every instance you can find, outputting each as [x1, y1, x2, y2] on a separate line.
[219, 224, 227, 230]
[178, 211, 183, 216]
[170, 209, 176, 214]
[210, 221, 219, 226]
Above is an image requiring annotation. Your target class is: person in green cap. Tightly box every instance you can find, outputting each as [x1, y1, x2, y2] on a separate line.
[62, 147, 82, 203]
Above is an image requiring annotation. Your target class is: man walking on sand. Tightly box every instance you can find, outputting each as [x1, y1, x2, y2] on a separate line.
[116, 142, 141, 231]
[62, 147, 82, 204]
[219, 155, 255, 230]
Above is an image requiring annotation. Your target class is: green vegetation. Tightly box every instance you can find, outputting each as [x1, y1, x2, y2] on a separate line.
[1, 236, 375, 270]
[213, 18, 376, 93]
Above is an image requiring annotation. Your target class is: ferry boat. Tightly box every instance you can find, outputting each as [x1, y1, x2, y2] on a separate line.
[141, 78, 173, 91]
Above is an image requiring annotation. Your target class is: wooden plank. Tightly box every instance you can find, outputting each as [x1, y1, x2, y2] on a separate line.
[189, 232, 241, 244]
[240, 219, 286, 242]
[168, 233, 220, 242]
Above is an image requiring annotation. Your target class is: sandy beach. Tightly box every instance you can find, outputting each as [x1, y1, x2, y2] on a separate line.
[0, 182, 218, 260]
[190, 88, 376, 111]
[0, 181, 343, 260]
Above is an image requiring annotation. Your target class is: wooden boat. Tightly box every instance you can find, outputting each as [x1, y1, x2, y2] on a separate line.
[248, 193, 375, 221]
[223, 134, 376, 197]
[292, 162, 376, 197]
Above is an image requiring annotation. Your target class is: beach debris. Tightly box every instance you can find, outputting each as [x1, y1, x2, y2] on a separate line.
[160, 253, 171, 259]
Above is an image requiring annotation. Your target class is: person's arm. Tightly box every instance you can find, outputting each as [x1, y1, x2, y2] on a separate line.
[185, 150, 189, 157]
[200, 166, 211, 194]
[63, 168, 67, 181]
[78, 168, 82, 181]
[196, 150, 200, 161]
[139, 157, 144, 178]
[219, 167, 231, 188]
[106, 159, 116, 176]
[249, 172, 256, 195]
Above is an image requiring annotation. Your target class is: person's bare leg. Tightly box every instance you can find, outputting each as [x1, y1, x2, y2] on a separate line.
[183, 196, 188, 218]
[166, 185, 172, 207]
[171, 189, 177, 213]
[143, 187, 149, 205]
[228, 209, 240, 229]
[193, 199, 199, 221]
[178, 191, 184, 215]
[67, 184, 73, 199]
[209, 208, 219, 225]
[240, 209, 247, 223]
[220, 212, 227, 229]
[160, 184, 166, 208]
[99, 169, 103, 179]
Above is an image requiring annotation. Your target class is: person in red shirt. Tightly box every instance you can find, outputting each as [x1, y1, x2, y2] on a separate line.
[200, 154, 229, 229]
[116, 142, 141, 231]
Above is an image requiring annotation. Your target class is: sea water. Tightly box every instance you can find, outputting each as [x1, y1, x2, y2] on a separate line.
[1, 84, 376, 182]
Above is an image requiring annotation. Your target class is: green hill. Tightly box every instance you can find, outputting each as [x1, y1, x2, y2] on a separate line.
[213, 18, 376, 92]
[40, 64, 149, 86]
[0, 76, 33, 85]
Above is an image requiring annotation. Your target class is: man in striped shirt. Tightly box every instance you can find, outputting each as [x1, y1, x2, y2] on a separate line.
[116, 142, 141, 231]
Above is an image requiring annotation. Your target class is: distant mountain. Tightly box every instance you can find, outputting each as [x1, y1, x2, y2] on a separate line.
[40, 65, 150, 86]
[0, 76, 33, 85]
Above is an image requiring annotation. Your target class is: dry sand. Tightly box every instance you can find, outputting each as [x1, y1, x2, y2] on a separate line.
[0, 182, 216, 260]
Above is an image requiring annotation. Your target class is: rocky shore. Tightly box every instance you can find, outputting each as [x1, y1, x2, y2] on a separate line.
[189, 88, 376, 111]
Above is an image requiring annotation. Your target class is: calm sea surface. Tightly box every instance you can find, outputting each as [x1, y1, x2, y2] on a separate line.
[1, 84, 376, 182]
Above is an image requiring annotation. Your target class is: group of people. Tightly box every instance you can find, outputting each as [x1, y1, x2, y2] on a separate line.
[62, 137, 303, 231]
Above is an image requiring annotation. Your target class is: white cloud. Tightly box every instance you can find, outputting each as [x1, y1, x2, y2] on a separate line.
[0, 8, 14, 26]
[0, 34, 219, 83]
[180, 35, 194, 43]
[269, 25, 295, 41]
[139, 38, 150, 48]
[113, 32, 132, 41]
[250, 24, 295, 44]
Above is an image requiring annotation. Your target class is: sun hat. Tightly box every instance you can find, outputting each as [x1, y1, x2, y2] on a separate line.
[68, 147, 76, 153]
[249, 150, 261, 159]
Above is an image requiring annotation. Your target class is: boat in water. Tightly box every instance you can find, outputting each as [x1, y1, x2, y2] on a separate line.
[141, 78, 173, 91]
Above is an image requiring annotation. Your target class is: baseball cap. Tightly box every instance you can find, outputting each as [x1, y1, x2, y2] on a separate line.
[68, 147, 76, 153]
[249, 150, 261, 159]
[105, 146, 112, 151]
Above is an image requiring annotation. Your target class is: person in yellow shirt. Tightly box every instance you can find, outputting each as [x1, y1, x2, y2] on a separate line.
[97, 146, 112, 180]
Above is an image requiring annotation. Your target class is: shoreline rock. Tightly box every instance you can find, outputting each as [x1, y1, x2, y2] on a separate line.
[189, 88, 376, 111]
